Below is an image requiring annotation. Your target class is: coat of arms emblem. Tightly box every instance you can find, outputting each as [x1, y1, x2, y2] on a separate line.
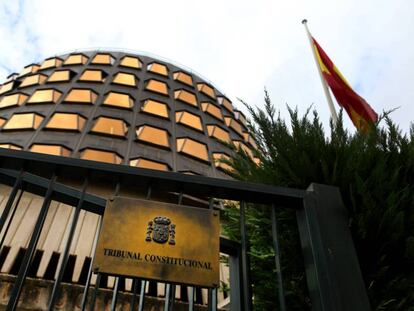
[145, 216, 176, 245]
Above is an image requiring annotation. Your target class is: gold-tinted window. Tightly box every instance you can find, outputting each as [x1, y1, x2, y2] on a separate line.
[64, 54, 88, 66]
[147, 62, 168, 76]
[136, 125, 170, 148]
[80, 148, 122, 164]
[19, 65, 40, 77]
[64, 89, 98, 104]
[201, 102, 223, 121]
[0, 93, 28, 109]
[30, 144, 71, 157]
[112, 72, 137, 87]
[19, 74, 47, 88]
[141, 99, 169, 119]
[225, 117, 244, 136]
[45, 113, 86, 131]
[253, 157, 261, 166]
[130, 158, 170, 171]
[120, 56, 142, 69]
[27, 89, 62, 104]
[234, 110, 247, 127]
[207, 125, 231, 143]
[40, 58, 63, 70]
[197, 83, 216, 99]
[213, 153, 233, 172]
[79, 70, 106, 83]
[243, 132, 258, 149]
[103, 92, 134, 109]
[0, 118, 6, 128]
[177, 138, 209, 162]
[233, 140, 254, 158]
[174, 89, 197, 107]
[175, 111, 203, 132]
[218, 97, 234, 112]
[91, 117, 127, 137]
[3, 113, 44, 130]
[0, 143, 22, 150]
[0, 81, 14, 95]
[91, 53, 114, 65]
[145, 79, 168, 95]
[173, 72, 193, 86]
[47, 70, 72, 83]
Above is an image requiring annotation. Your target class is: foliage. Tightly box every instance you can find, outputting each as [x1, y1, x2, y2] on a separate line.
[221, 91, 414, 310]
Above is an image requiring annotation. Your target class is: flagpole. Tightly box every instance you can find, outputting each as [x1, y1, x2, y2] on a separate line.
[302, 19, 339, 124]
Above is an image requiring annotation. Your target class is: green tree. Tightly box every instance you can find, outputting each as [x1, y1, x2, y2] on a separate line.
[222, 92, 414, 310]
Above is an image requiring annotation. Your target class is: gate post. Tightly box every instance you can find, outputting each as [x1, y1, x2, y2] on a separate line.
[297, 183, 370, 311]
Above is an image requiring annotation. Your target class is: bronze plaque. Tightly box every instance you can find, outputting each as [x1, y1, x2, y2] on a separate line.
[93, 197, 220, 287]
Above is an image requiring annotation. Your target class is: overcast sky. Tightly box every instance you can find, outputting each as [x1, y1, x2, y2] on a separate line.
[0, 0, 412, 133]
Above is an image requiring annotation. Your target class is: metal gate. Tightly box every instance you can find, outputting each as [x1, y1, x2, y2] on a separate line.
[0, 148, 370, 310]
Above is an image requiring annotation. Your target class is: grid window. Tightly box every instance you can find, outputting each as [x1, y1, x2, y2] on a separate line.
[147, 62, 168, 76]
[91, 117, 127, 137]
[91, 53, 114, 65]
[0, 143, 22, 150]
[64, 54, 88, 65]
[207, 125, 231, 143]
[176, 138, 209, 162]
[45, 113, 86, 131]
[19, 74, 47, 88]
[40, 58, 63, 70]
[197, 83, 216, 99]
[174, 89, 197, 107]
[0, 93, 28, 109]
[120, 56, 142, 69]
[175, 111, 203, 132]
[103, 92, 134, 109]
[79, 70, 106, 83]
[173, 72, 193, 86]
[64, 89, 98, 104]
[136, 125, 170, 148]
[218, 97, 234, 112]
[130, 158, 170, 171]
[225, 117, 244, 136]
[19, 65, 40, 77]
[47, 70, 72, 83]
[141, 99, 169, 119]
[213, 153, 233, 172]
[201, 102, 223, 121]
[112, 72, 137, 87]
[30, 144, 71, 157]
[27, 89, 62, 104]
[80, 148, 123, 164]
[0, 81, 15, 95]
[3, 113, 44, 130]
[145, 79, 168, 95]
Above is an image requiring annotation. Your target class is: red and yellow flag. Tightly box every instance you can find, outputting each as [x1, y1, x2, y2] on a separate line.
[312, 38, 378, 130]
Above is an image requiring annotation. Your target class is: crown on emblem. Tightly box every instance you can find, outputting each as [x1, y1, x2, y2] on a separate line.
[154, 216, 171, 225]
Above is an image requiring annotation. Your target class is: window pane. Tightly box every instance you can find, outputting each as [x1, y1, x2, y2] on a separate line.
[145, 79, 168, 95]
[136, 125, 170, 148]
[64, 89, 97, 104]
[234, 110, 248, 127]
[103, 92, 133, 109]
[176, 138, 209, 162]
[174, 89, 197, 106]
[233, 140, 254, 158]
[3, 113, 44, 130]
[45, 113, 85, 131]
[91, 53, 114, 65]
[120, 56, 142, 69]
[173, 72, 193, 86]
[0, 118, 6, 127]
[207, 125, 231, 143]
[147, 63, 168, 76]
[218, 96, 234, 112]
[0, 81, 14, 95]
[213, 153, 233, 172]
[130, 158, 169, 171]
[81, 148, 122, 164]
[141, 99, 169, 119]
[19, 74, 47, 88]
[79, 70, 105, 82]
[30, 144, 71, 157]
[225, 117, 243, 136]
[27, 89, 61, 104]
[0, 143, 22, 150]
[40, 58, 63, 70]
[197, 83, 216, 99]
[47, 70, 71, 83]
[243, 132, 258, 149]
[0, 93, 28, 109]
[19, 65, 40, 77]
[112, 72, 136, 87]
[91, 117, 127, 137]
[201, 102, 223, 121]
[175, 111, 203, 132]
[64, 54, 88, 65]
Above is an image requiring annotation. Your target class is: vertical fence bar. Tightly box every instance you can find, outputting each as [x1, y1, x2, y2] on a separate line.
[110, 181, 121, 311]
[239, 201, 252, 311]
[187, 287, 195, 311]
[271, 204, 286, 311]
[0, 187, 24, 250]
[130, 279, 139, 311]
[48, 178, 89, 310]
[6, 173, 57, 311]
[89, 273, 101, 311]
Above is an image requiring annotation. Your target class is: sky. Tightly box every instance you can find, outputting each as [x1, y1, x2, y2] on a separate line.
[0, 0, 413, 133]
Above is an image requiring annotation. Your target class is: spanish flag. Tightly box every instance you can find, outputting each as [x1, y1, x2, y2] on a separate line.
[312, 38, 378, 131]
